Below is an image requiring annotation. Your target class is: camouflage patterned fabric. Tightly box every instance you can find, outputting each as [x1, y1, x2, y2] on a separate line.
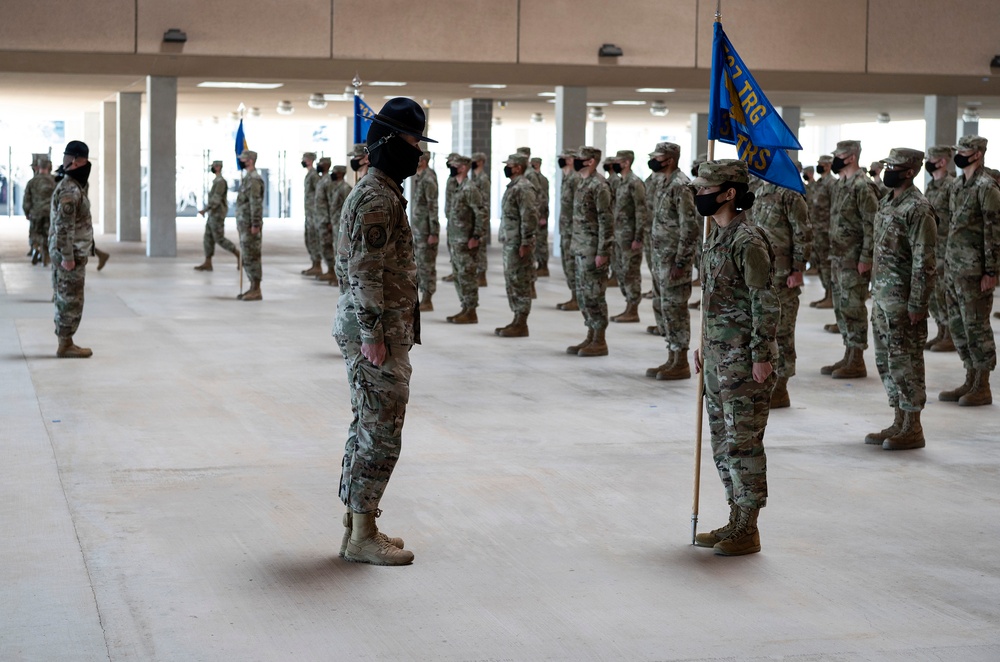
[650, 169, 698, 350]
[447, 177, 488, 309]
[23, 173, 56, 250]
[559, 169, 581, 295]
[235, 169, 265, 281]
[612, 170, 648, 304]
[304, 167, 321, 261]
[410, 167, 440, 296]
[643, 170, 667, 284]
[525, 167, 549, 266]
[830, 170, 879, 349]
[471, 168, 491, 276]
[809, 170, 835, 291]
[701, 212, 778, 510]
[571, 172, 613, 331]
[500, 174, 538, 315]
[202, 173, 237, 257]
[48, 174, 93, 338]
[871, 185, 936, 411]
[924, 173, 954, 329]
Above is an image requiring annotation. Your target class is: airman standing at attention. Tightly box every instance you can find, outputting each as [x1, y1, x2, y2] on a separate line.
[235, 149, 265, 301]
[517, 147, 546, 298]
[441, 152, 461, 284]
[643, 148, 668, 302]
[349, 144, 369, 178]
[471, 151, 491, 287]
[556, 148, 581, 311]
[566, 146, 614, 357]
[809, 155, 836, 308]
[868, 161, 890, 200]
[194, 160, 239, 272]
[821, 140, 878, 379]
[609, 150, 648, 324]
[530, 157, 551, 277]
[923, 146, 956, 352]
[602, 156, 622, 288]
[23, 154, 56, 266]
[444, 155, 488, 324]
[495, 154, 538, 337]
[313, 157, 337, 282]
[410, 150, 440, 310]
[301, 152, 323, 276]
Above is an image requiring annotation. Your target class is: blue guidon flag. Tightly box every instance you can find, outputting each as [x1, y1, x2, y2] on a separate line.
[235, 119, 248, 171]
[354, 95, 376, 145]
[707, 22, 804, 194]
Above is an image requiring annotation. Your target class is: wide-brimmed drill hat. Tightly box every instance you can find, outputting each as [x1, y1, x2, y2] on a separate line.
[64, 140, 89, 158]
[369, 98, 437, 143]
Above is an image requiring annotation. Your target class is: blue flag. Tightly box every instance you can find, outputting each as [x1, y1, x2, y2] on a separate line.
[234, 119, 248, 171]
[707, 22, 804, 194]
[354, 96, 376, 145]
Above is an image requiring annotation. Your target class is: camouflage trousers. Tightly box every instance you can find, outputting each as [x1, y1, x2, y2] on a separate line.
[336, 338, 411, 513]
[476, 222, 489, 277]
[831, 262, 869, 349]
[945, 273, 997, 371]
[614, 240, 643, 304]
[304, 213, 322, 262]
[812, 223, 831, 291]
[703, 342, 773, 509]
[237, 223, 262, 281]
[202, 213, 237, 257]
[872, 303, 928, 411]
[318, 219, 339, 272]
[927, 263, 948, 330]
[774, 283, 801, 378]
[560, 220, 575, 295]
[503, 244, 534, 315]
[534, 221, 550, 266]
[29, 213, 50, 250]
[652, 261, 692, 352]
[574, 255, 609, 331]
[51, 252, 87, 338]
[413, 234, 439, 296]
[449, 243, 480, 309]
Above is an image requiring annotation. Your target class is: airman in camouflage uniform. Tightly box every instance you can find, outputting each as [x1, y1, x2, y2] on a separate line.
[313, 158, 337, 282]
[445, 155, 488, 324]
[750, 180, 811, 407]
[441, 152, 461, 284]
[643, 148, 669, 306]
[557, 149, 581, 311]
[411, 151, 440, 310]
[868, 161, 890, 200]
[602, 157, 622, 287]
[530, 157, 551, 276]
[349, 143, 369, 178]
[939, 135, 1000, 406]
[517, 147, 546, 297]
[495, 154, 539, 337]
[471, 151, 491, 286]
[864, 148, 936, 451]
[645, 143, 698, 381]
[301, 152, 323, 276]
[49, 140, 95, 358]
[566, 146, 614, 357]
[609, 150, 648, 324]
[822, 140, 878, 379]
[235, 150, 265, 301]
[809, 155, 836, 308]
[194, 160, 239, 272]
[691, 160, 778, 557]
[23, 154, 56, 266]
[923, 146, 956, 351]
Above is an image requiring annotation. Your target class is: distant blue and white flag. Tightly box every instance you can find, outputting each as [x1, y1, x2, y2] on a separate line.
[235, 119, 248, 171]
[354, 96, 376, 145]
[707, 22, 804, 194]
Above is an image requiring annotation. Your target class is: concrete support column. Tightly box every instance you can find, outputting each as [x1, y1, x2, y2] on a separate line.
[925, 95, 958, 150]
[690, 112, 709, 166]
[116, 92, 141, 242]
[101, 100, 117, 235]
[82, 112, 101, 231]
[779, 106, 801, 163]
[146, 76, 177, 257]
[450, 98, 492, 163]
[553, 86, 587, 256]
[590, 121, 607, 158]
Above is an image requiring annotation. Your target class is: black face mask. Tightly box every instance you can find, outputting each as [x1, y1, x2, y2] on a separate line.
[448, 166, 458, 178]
[816, 164, 827, 175]
[602, 164, 612, 173]
[868, 169, 878, 178]
[350, 158, 362, 172]
[954, 153, 974, 169]
[831, 156, 847, 174]
[208, 167, 215, 174]
[557, 157, 567, 169]
[612, 163, 622, 174]
[54, 164, 66, 182]
[802, 174, 810, 183]
[691, 165, 699, 177]
[882, 169, 908, 189]
[573, 159, 586, 172]
[648, 158, 664, 173]
[471, 162, 478, 171]
[368, 134, 422, 185]
[66, 161, 92, 188]
[925, 161, 939, 174]
[503, 165, 514, 179]
[301, 160, 309, 168]
[694, 191, 726, 217]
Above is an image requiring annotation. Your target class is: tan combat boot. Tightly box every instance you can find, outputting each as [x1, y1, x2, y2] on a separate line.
[930, 328, 955, 352]
[316, 270, 337, 282]
[865, 407, 904, 445]
[449, 307, 478, 324]
[820, 347, 850, 375]
[497, 313, 529, 337]
[823, 322, 840, 334]
[241, 279, 262, 301]
[646, 325, 664, 336]
[419, 292, 433, 312]
[939, 369, 976, 402]
[477, 273, 488, 287]
[883, 410, 925, 450]
[194, 256, 213, 271]
[42, 248, 51, 267]
[924, 324, 944, 350]
[646, 351, 675, 378]
[810, 290, 833, 308]
[442, 273, 455, 282]
[301, 259, 322, 276]
[958, 370, 992, 407]
[56, 336, 93, 358]
[95, 247, 110, 271]
[537, 261, 550, 277]
[343, 510, 414, 566]
[557, 297, 579, 311]
[577, 327, 608, 356]
[339, 510, 404, 558]
[769, 376, 790, 408]
[694, 501, 738, 548]
[446, 308, 466, 323]
[832, 347, 867, 379]
[713, 506, 761, 556]
[611, 301, 640, 323]
[656, 351, 691, 380]
[566, 328, 594, 354]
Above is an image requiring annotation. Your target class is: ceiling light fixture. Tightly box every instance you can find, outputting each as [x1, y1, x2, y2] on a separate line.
[963, 106, 981, 122]
[531, 112, 544, 124]
[612, 100, 646, 106]
[249, 107, 262, 117]
[198, 81, 283, 89]
[308, 94, 327, 110]
[369, 81, 407, 87]
[649, 101, 668, 117]
[537, 92, 556, 97]
[471, 84, 507, 89]
[589, 107, 606, 121]
[598, 43, 623, 58]
[876, 112, 890, 124]
[586, 102, 608, 108]
[493, 117, 503, 126]
[276, 100, 294, 115]
[323, 93, 354, 102]
[636, 87, 675, 94]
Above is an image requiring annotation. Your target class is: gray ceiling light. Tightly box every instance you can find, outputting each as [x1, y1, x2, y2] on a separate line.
[649, 101, 668, 117]
[276, 100, 294, 116]
[308, 94, 327, 110]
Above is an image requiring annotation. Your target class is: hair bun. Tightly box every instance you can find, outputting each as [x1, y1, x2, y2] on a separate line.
[739, 191, 756, 210]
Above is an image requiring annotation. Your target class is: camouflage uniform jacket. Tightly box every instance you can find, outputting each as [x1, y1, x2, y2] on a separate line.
[650, 169, 698, 269]
[830, 170, 878, 264]
[333, 167, 418, 347]
[205, 174, 228, 215]
[924, 174, 954, 264]
[606, 173, 621, 208]
[500, 175, 539, 251]
[447, 177, 488, 245]
[23, 173, 56, 220]
[410, 168, 440, 237]
[559, 171, 580, 228]
[946, 166, 1000, 278]
[750, 183, 812, 281]
[613, 171, 648, 245]
[810, 172, 835, 228]
[444, 176, 459, 224]
[314, 175, 333, 223]
[644, 172, 666, 216]
[303, 168, 319, 217]
[570, 174, 613, 258]
[236, 169, 265, 229]
[330, 178, 352, 225]
[472, 171, 491, 217]
[525, 169, 549, 219]
[48, 175, 93, 259]
[702, 213, 778, 364]
[872, 185, 937, 315]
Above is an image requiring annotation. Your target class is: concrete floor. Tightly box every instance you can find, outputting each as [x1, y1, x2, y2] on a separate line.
[2, 217, 999, 662]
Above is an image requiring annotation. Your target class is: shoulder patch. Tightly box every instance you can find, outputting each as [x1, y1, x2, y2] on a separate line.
[365, 223, 387, 248]
[362, 210, 387, 226]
